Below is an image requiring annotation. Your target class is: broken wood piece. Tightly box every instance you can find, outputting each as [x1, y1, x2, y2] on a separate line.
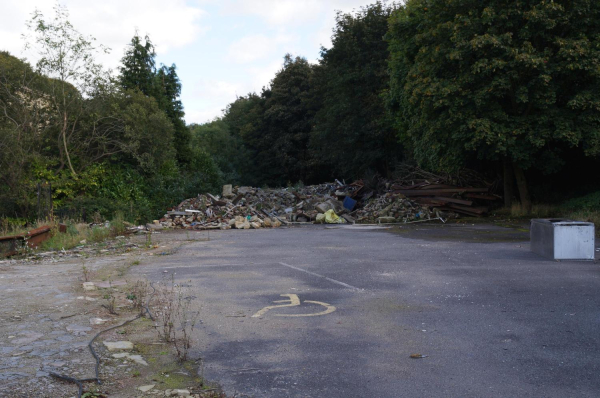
[432, 197, 473, 206]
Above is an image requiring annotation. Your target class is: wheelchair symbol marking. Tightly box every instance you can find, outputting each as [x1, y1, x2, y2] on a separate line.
[251, 294, 336, 318]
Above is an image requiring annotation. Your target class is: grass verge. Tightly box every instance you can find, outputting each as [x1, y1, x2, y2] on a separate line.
[40, 212, 128, 251]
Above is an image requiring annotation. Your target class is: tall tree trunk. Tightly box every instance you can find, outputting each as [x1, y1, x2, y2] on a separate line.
[512, 163, 531, 213]
[62, 113, 76, 176]
[503, 158, 514, 208]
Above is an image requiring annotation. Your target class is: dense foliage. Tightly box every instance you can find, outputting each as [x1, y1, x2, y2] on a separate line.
[2, 1, 600, 224]
[194, 2, 402, 187]
[310, 2, 401, 180]
[0, 6, 220, 222]
[387, 0, 600, 209]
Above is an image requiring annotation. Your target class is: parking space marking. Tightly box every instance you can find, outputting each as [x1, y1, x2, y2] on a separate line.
[278, 262, 360, 290]
[252, 294, 336, 318]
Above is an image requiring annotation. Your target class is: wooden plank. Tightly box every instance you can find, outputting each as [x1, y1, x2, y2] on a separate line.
[392, 182, 431, 190]
[438, 207, 482, 217]
[433, 196, 473, 206]
[446, 204, 488, 214]
[395, 188, 489, 196]
[413, 198, 447, 206]
[420, 184, 456, 190]
[465, 194, 501, 201]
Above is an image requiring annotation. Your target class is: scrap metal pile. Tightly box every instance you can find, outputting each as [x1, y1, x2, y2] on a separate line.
[389, 164, 502, 217]
[158, 165, 500, 230]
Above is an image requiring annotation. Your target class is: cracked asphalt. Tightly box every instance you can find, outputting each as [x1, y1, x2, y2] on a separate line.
[135, 224, 600, 398]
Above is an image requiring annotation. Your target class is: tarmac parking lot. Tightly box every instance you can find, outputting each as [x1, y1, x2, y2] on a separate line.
[137, 223, 600, 397]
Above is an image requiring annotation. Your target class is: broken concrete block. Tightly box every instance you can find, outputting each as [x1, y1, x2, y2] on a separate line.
[237, 186, 255, 195]
[263, 218, 272, 227]
[66, 324, 92, 334]
[326, 199, 344, 213]
[113, 352, 148, 366]
[77, 296, 97, 301]
[250, 222, 261, 229]
[89, 318, 108, 325]
[103, 341, 134, 351]
[82, 282, 96, 291]
[11, 332, 43, 345]
[138, 385, 155, 392]
[316, 203, 332, 214]
[342, 214, 356, 224]
[222, 184, 233, 197]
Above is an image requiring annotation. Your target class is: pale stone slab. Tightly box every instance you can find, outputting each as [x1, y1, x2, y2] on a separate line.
[103, 341, 133, 351]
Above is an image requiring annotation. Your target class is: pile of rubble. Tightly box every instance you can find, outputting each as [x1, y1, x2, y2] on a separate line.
[159, 184, 448, 231]
[354, 193, 448, 224]
[158, 184, 335, 230]
[158, 166, 500, 231]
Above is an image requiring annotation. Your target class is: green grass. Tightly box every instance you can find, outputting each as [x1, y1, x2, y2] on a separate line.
[496, 192, 600, 236]
[39, 213, 129, 251]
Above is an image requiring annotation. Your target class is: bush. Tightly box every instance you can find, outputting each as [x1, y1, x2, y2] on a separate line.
[561, 191, 600, 212]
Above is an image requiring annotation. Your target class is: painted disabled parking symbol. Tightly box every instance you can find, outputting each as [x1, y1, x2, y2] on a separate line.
[252, 294, 336, 318]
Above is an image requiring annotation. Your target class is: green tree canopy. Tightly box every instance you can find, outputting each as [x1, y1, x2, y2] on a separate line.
[387, 0, 600, 209]
[222, 93, 268, 185]
[263, 54, 314, 185]
[310, 1, 402, 181]
[119, 33, 156, 97]
[119, 34, 192, 166]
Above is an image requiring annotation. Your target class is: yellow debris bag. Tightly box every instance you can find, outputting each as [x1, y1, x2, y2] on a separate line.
[324, 209, 346, 224]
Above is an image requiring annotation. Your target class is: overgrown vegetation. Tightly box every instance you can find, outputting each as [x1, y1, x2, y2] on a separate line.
[2, 1, 600, 224]
[0, 4, 221, 225]
[39, 214, 127, 251]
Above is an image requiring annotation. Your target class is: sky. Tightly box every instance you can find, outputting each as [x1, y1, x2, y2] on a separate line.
[0, 0, 373, 124]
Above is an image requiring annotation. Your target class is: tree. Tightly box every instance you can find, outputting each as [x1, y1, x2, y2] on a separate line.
[0, 52, 49, 215]
[189, 119, 245, 184]
[119, 35, 192, 166]
[263, 54, 314, 185]
[23, 4, 110, 176]
[119, 33, 156, 97]
[115, 89, 176, 173]
[310, 2, 402, 181]
[387, 0, 600, 211]
[222, 93, 268, 185]
[155, 64, 193, 165]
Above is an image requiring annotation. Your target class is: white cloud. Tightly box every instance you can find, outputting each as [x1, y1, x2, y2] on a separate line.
[248, 59, 284, 91]
[0, 0, 206, 70]
[227, 33, 294, 64]
[186, 105, 227, 125]
[184, 79, 247, 124]
[221, 0, 367, 27]
[1, 0, 386, 125]
[198, 80, 240, 98]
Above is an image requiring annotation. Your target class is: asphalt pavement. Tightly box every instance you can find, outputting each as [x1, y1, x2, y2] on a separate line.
[138, 224, 600, 398]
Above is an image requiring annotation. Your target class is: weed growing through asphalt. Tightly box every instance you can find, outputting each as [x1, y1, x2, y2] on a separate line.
[102, 278, 118, 315]
[127, 279, 150, 315]
[81, 260, 95, 282]
[153, 274, 199, 362]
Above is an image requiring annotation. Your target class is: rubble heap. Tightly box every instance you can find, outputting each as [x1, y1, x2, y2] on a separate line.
[355, 193, 443, 224]
[158, 166, 499, 231]
[158, 184, 348, 230]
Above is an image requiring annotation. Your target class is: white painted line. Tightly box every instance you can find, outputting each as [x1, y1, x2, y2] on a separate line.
[162, 263, 249, 269]
[278, 262, 361, 291]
